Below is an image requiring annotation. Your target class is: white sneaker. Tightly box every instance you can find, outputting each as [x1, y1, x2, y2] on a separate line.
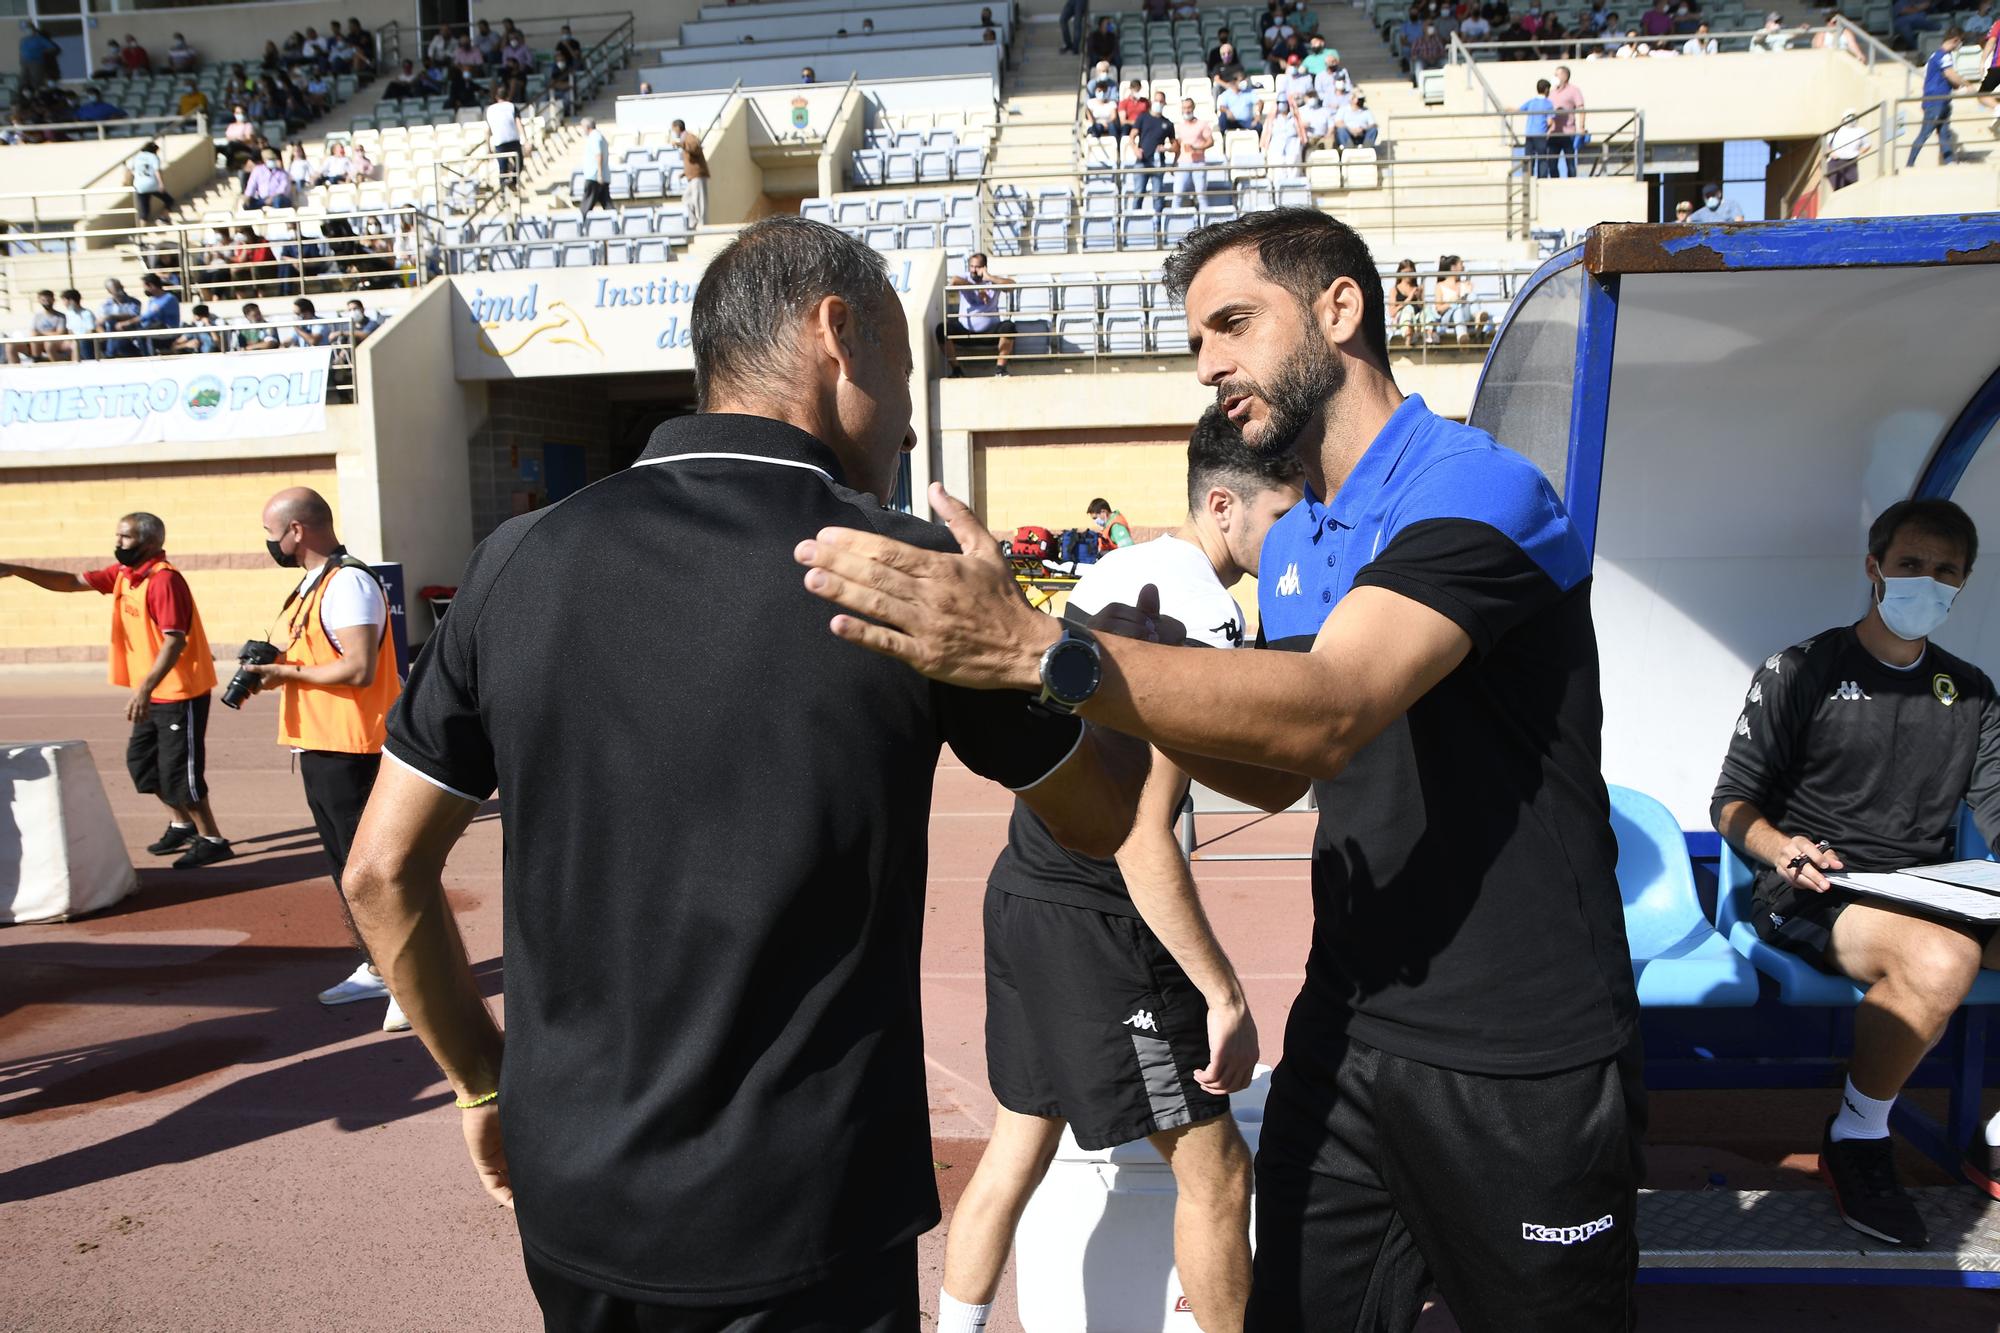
[382, 996, 411, 1032]
[318, 963, 390, 1006]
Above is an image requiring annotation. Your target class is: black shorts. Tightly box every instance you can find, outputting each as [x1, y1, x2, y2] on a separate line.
[127, 694, 210, 807]
[1247, 1017, 1645, 1333]
[984, 886, 1229, 1150]
[523, 1240, 917, 1333]
[942, 317, 1016, 352]
[1754, 870, 1997, 972]
[1982, 67, 2000, 94]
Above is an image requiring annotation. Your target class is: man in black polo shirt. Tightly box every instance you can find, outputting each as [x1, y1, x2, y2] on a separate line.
[338, 216, 1146, 1332]
[1713, 498, 2000, 1245]
[1127, 91, 1177, 214]
[796, 209, 1643, 1331]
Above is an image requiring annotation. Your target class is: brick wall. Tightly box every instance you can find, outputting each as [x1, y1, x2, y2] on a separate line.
[0, 456, 338, 663]
[468, 380, 617, 541]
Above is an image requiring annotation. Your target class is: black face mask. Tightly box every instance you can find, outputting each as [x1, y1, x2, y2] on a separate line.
[267, 537, 301, 568]
[113, 545, 146, 569]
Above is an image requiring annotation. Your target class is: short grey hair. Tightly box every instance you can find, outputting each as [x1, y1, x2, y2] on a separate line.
[121, 511, 166, 546]
[580, 116, 596, 130]
[690, 216, 891, 410]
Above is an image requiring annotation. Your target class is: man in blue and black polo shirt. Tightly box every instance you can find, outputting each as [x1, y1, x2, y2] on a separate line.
[796, 208, 1642, 1331]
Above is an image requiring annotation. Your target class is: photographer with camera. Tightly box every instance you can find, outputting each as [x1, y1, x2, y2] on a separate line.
[237, 487, 406, 1031]
[1, 513, 235, 869]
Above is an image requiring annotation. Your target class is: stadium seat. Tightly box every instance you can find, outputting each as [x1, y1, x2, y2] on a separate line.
[910, 195, 947, 223]
[1162, 208, 1200, 245]
[527, 245, 559, 269]
[634, 167, 666, 198]
[875, 198, 908, 224]
[952, 146, 986, 180]
[1105, 312, 1147, 353]
[943, 221, 977, 251]
[1013, 278, 1055, 317]
[1082, 215, 1119, 252]
[551, 217, 583, 240]
[864, 224, 900, 251]
[835, 200, 872, 227]
[585, 215, 618, 239]
[1608, 787, 1758, 1008]
[1148, 309, 1188, 352]
[634, 239, 672, 264]
[851, 150, 885, 186]
[1120, 212, 1159, 249]
[801, 200, 834, 224]
[886, 151, 919, 185]
[1105, 280, 1146, 309]
[610, 170, 632, 201]
[561, 242, 597, 267]
[902, 223, 939, 249]
[1056, 314, 1099, 354]
[1012, 318, 1052, 356]
[918, 150, 952, 183]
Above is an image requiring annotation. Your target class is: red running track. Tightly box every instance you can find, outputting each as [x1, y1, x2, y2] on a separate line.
[0, 669, 1989, 1331]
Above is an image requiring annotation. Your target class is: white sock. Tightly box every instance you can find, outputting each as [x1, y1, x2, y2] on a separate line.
[936, 1292, 990, 1333]
[1830, 1077, 1895, 1142]
[1985, 1107, 2000, 1147]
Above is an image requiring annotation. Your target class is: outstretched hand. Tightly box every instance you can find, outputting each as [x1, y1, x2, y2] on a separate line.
[795, 483, 1060, 691]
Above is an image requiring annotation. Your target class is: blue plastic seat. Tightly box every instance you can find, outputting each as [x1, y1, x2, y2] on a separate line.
[1716, 806, 2000, 1006]
[1609, 786, 1758, 1007]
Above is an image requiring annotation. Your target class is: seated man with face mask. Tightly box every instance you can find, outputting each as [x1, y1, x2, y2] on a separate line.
[1712, 498, 2000, 1248]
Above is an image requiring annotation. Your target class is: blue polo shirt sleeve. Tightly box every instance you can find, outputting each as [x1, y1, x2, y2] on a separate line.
[1351, 446, 1590, 657]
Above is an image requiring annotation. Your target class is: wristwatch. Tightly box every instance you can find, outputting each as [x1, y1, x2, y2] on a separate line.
[1037, 623, 1103, 715]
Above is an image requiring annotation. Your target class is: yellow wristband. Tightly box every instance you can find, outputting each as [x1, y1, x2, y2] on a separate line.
[455, 1089, 499, 1109]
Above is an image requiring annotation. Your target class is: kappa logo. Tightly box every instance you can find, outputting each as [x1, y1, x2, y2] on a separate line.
[1212, 617, 1245, 647]
[1733, 712, 1750, 739]
[1747, 681, 1764, 707]
[1764, 652, 1784, 673]
[1124, 1009, 1159, 1032]
[1829, 680, 1870, 702]
[1274, 563, 1301, 597]
[1522, 1214, 1615, 1246]
[1934, 673, 1958, 707]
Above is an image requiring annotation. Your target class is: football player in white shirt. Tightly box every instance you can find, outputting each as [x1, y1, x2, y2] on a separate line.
[935, 406, 1304, 1333]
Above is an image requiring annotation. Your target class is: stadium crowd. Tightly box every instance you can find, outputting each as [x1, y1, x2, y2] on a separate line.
[2, 279, 383, 364]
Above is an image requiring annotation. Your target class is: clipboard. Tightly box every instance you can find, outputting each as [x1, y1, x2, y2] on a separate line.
[1828, 870, 2000, 924]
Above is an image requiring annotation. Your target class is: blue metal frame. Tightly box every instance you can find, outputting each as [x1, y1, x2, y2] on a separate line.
[1562, 271, 1619, 557]
[1646, 215, 2000, 272]
[1915, 361, 2000, 500]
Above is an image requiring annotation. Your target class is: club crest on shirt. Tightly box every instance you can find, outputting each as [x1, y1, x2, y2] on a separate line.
[1934, 673, 1958, 707]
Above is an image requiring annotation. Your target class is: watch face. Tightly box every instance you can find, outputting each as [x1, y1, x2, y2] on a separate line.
[1046, 637, 1103, 704]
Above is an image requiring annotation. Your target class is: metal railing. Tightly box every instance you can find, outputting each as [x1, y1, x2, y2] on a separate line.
[2, 315, 365, 399]
[1789, 101, 1890, 215]
[2, 207, 429, 317]
[1887, 91, 2000, 172]
[0, 186, 151, 231]
[0, 111, 209, 142]
[939, 266, 1535, 369]
[1443, 23, 1877, 61]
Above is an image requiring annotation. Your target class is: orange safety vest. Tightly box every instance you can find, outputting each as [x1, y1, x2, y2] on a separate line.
[108, 558, 218, 702]
[275, 556, 403, 754]
[1097, 510, 1133, 553]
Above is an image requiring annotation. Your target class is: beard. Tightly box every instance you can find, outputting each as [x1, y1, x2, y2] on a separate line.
[1215, 335, 1344, 462]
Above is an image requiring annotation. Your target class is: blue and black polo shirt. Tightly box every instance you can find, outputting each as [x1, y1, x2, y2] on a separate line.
[1259, 394, 1637, 1076]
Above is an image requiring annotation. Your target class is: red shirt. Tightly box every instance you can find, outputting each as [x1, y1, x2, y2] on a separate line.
[85, 557, 194, 635]
[1118, 95, 1149, 124]
[120, 43, 151, 72]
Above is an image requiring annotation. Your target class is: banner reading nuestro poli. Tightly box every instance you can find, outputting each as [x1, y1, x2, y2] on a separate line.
[0, 347, 333, 452]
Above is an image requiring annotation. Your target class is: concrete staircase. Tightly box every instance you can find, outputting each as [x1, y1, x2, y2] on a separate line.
[989, 14, 1082, 183]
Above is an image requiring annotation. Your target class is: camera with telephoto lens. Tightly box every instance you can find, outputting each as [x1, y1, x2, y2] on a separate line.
[220, 639, 280, 710]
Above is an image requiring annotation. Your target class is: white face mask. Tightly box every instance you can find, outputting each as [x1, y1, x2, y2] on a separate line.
[1876, 574, 1960, 642]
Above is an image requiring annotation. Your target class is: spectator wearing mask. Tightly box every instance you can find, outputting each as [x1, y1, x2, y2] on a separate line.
[454, 36, 485, 72]
[1316, 54, 1355, 105]
[287, 297, 331, 346]
[1674, 198, 1695, 222]
[1688, 181, 1745, 221]
[76, 87, 128, 122]
[1547, 65, 1585, 177]
[126, 141, 173, 226]
[1086, 17, 1123, 69]
[384, 59, 426, 98]
[1297, 89, 1335, 148]
[1280, 53, 1315, 103]
[119, 35, 151, 76]
[178, 83, 209, 118]
[1118, 79, 1151, 130]
[1908, 30, 1968, 166]
[675, 118, 711, 228]
[242, 149, 295, 210]
[59, 288, 98, 361]
[1713, 500, 1999, 1248]
[501, 31, 532, 69]
[1086, 498, 1134, 550]
[1127, 91, 1178, 211]
[99, 279, 143, 357]
[134, 273, 181, 355]
[1522, 79, 1557, 177]
[1088, 61, 1120, 101]
[1336, 93, 1377, 147]
[1086, 84, 1123, 143]
[577, 117, 612, 215]
[338, 298, 382, 345]
[1409, 22, 1448, 83]
[1206, 28, 1238, 74]
[236, 302, 279, 350]
[800, 66, 816, 84]
[1216, 74, 1262, 131]
[1463, 10, 1493, 39]
[1301, 35, 1331, 73]
[170, 304, 224, 355]
[1683, 22, 1718, 53]
[1173, 97, 1217, 205]
[1641, 0, 1675, 36]
[1826, 108, 1869, 190]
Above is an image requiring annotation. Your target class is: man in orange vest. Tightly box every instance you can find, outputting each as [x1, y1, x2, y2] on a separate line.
[1, 512, 235, 869]
[1087, 497, 1136, 553]
[237, 486, 407, 1032]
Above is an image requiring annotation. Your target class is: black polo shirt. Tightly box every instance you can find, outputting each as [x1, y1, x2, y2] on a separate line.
[385, 414, 1084, 1305]
[1130, 110, 1177, 163]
